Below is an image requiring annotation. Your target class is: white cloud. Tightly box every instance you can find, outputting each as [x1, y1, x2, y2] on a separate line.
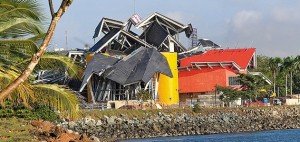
[232, 10, 262, 30]
[225, 9, 300, 57]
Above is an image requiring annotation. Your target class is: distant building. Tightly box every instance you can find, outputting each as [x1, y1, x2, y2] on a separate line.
[178, 48, 257, 104]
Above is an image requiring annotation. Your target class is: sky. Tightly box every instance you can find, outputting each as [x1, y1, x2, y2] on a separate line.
[41, 0, 300, 57]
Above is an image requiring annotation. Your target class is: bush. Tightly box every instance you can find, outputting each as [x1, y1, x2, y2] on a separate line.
[0, 108, 14, 117]
[137, 90, 151, 101]
[32, 105, 59, 122]
[193, 103, 202, 113]
[15, 109, 33, 118]
[0, 104, 59, 122]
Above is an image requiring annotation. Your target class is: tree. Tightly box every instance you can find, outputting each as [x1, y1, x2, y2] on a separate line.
[281, 56, 295, 96]
[0, 37, 81, 118]
[238, 74, 270, 101]
[292, 56, 300, 94]
[268, 57, 282, 94]
[0, 0, 79, 118]
[217, 86, 240, 106]
[0, 0, 73, 102]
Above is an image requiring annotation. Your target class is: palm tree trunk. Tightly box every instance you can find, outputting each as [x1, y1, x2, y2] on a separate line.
[273, 70, 276, 94]
[0, 0, 73, 102]
[285, 74, 288, 96]
[290, 71, 293, 95]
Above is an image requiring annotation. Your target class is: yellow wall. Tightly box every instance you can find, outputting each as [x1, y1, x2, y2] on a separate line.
[158, 52, 179, 105]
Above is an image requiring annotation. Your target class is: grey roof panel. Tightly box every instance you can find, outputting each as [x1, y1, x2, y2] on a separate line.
[79, 54, 119, 91]
[199, 39, 220, 47]
[93, 18, 124, 38]
[89, 29, 121, 52]
[106, 47, 172, 85]
[141, 21, 168, 47]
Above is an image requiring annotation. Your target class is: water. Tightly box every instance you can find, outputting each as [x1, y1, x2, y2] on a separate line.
[122, 129, 300, 142]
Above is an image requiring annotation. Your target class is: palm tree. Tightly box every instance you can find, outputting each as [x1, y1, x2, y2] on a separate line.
[269, 57, 282, 95]
[292, 56, 300, 95]
[0, 67, 80, 118]
[281, 56, 294, 96]
[0, 40, 82, 117]
[0, 0, 78, 118]
[0, 0, 73, 101]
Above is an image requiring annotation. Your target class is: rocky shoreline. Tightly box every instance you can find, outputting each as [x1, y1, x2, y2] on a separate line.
[60, 106, 300, 141]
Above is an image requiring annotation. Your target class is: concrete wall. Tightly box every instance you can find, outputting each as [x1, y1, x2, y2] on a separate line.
[286, 99, 300, 105]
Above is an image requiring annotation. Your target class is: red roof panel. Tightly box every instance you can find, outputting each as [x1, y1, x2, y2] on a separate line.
[180, 48, 256, 70]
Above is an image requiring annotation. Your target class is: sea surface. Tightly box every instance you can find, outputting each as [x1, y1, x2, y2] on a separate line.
[122, 129, 300, 142]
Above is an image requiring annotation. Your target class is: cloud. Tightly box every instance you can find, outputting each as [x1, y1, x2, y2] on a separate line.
[232, 10, 262, 34]
[232, 11, 261, 29]
[224, 9, 300, 57]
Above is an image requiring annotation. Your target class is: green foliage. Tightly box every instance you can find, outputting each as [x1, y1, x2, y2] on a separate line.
[0, 108, 14, 117]
[137, 90, 152, 102]
[15, 109, 32, 118]
[33, 84, 80, 118]
[293, 73, 300, 94]
[255, 55, 272, 76]
[0, 0, 80, 120]
[255, 55, 300, 95]
[192, 103, 202, 113]
[239, 74, 271, 100]
[32, 105, 59, 122]
[0, 103, 59, 121]
[217, 86, 240, 104]
[0, 0, 45, 38]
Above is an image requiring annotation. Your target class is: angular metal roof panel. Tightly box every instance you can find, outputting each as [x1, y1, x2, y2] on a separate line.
[89, 29, 121, 52]
[198, 39, 220, 47]
[79, 54, 119, 91]
[106, 47, 172, 85]
[140, 21, 168, 47]
[93, 18, 124, 38]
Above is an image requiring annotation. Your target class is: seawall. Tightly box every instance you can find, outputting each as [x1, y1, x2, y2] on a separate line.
[61, 106, 300, 141]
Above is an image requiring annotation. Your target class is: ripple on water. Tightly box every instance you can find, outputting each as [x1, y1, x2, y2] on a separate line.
[121, 129, 300, 142]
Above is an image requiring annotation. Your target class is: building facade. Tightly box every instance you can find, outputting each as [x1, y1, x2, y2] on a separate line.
[178, 48, 257, 105]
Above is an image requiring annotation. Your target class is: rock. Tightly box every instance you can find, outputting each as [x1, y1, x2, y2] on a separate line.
[90, 135, 100, 142]
[96, 120, 102, 126]
[56, 106, 300, 140]
[68, 121, 76, 129]
[107, 117, 116, 125]
[80, 134, 91, 142]
[66, 129, 73, 134]
[31, 120, 55, 133]
[55, 133, 79, 142]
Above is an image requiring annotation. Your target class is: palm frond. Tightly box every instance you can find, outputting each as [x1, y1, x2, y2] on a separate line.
[0, 17, 44, 37]
[33, 84, 80, 118]
[28, 33, 46, 42]
[0, 39, 38, 68]
[37, 54, 83, 79]
[0, 3, 42, 21]
[0, 0, 44, 21]
[0, 68, 35, 107]
[0, 0, 45, 38]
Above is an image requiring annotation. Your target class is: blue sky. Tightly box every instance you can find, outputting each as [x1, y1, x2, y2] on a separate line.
[41, 0, 300, 57]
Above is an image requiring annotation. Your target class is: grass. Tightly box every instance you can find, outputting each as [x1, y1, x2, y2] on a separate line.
[80, 105, 300, 120]
[81, 108, 195, 119]
[0, 117, 37, 142]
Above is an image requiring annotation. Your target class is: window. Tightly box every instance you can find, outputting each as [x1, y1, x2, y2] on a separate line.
[229, 76, 241, 86]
